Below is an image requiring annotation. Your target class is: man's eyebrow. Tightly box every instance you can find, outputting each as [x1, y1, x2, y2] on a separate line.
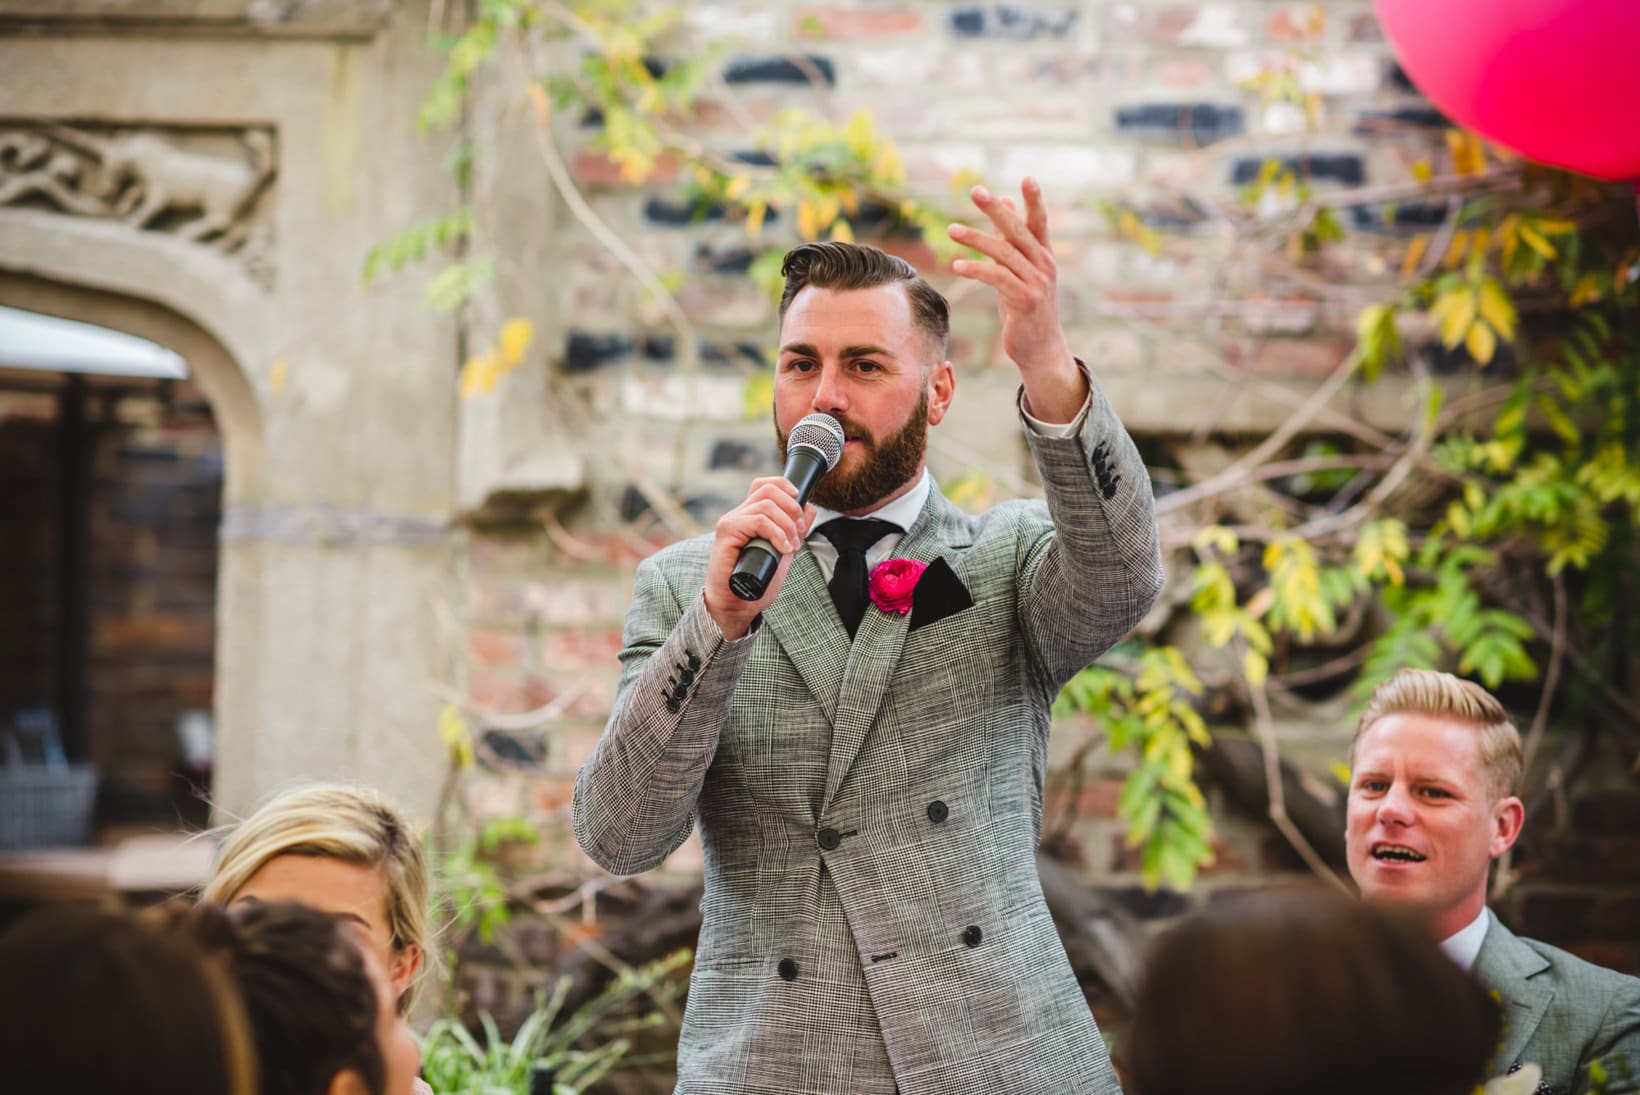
[777, 341, 897, 360]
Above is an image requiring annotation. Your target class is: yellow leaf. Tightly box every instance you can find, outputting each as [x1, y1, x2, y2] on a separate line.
[1446, 129, 1486, 176]
[837, 188, 859, 216]
[1435, 290, 1477, 348]
[1518, 223, 1556, 259]
[746, 199, 767, 240]
[724, 175, 751, 201]
[498, 317, 535, 368]
[1329, 760, 1352, 786]
[831, 218, 855, 243]
[438, 702, 474, 769]
[1467, 226, 1491, 263]
[1410, 159, 1432, 183]
[1443, 229, 1470, 269]
[459, 353, 497, 399]
[269, 358, 288, 395]
[1399, 235, 1429, 280]
[1243, 648, 1269, 689]
[797, 199, 819, 241]
[1466, 319, 1497, 364]
[1192, 524, 1239, 555]
[1476, 280, 1517, 341]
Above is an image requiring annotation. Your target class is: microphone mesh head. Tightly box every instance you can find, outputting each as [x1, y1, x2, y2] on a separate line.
[789, 413, 845, 471]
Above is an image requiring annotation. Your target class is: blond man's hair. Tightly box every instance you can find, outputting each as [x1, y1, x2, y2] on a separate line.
[1349, 669, 1522, 801]
[203, 783, 435, 1012]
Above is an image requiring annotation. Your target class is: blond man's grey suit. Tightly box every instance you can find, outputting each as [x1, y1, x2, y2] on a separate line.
[1477, 918, 1640, 1094]
[573, 377, 1161, 1095]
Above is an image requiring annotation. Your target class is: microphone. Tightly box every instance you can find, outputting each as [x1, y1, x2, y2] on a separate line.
[729, 412, 845, 601]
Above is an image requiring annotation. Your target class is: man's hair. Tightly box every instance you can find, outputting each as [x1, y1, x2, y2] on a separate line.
[779, 241, 950, 359]
[0, 903, 257, 1095]
[193, 900, 388, 1095]
[1350, 668, 1523, 801]
[204, 782, 435, 1012]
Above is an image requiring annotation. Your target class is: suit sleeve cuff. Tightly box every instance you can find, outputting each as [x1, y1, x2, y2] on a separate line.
[1018, 358, 1093, 438]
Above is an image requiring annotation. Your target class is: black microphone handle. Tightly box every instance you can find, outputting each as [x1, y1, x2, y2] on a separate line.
[728, 446, 832, 601]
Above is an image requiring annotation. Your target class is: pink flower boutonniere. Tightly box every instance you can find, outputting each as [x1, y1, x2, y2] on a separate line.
[868, 558, 927, 615]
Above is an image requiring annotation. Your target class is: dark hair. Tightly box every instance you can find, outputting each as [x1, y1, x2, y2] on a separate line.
[1125, 886, 1502, 1095]
[198, 900, 387, 1095]
[0, 903, 256, 1095]
[779, 241, 950, 358]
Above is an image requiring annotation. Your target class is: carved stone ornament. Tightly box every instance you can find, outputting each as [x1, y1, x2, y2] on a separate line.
[0, 1, 392, 41]
[0, 123, 277, 285]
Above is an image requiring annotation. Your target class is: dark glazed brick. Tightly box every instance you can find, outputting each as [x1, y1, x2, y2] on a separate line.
[643, 197, 728, 226]
[1115, 103, 1244, 146]
[949, 5, 1077, 39]
[693, 244, 759, 274]
[723, 54, 836, 86]
[1387, 61, 1419, 93]
[700, 341, 767, 368]
[640, 336, 675, 364]
[1348, 201, 1449, 234]
[563, 333, 633, 372]
[1353, 106, 1448, 135]
[731, 149, 777, 167]
[708, 440, 768, 471]
[1231, 154, 1365, 187]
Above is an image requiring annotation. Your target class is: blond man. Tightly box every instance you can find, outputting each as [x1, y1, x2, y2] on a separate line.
[1346, 668, 1639, 1094]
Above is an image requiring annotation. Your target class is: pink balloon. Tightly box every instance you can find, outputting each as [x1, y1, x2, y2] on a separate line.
[1373, 0, 1640, 182]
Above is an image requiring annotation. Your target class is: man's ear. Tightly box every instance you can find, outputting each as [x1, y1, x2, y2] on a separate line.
[328, 1069, 370, 1095]
[926, 360, 956, 426]
[389, 943, 423, 999]
[1490, 795, 1525, 859]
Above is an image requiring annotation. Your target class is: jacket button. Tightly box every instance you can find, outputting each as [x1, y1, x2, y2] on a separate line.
[962, 925, 983, 948]
[926, 800, 948, 823]
[817, 827, 841, 851]
[777, 958, 798, 981]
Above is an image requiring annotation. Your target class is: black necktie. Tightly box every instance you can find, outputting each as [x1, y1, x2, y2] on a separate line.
[818, 518, 900, 639]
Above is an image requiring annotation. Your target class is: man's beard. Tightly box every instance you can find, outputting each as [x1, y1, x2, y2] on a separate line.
[777, 389, 929, 513]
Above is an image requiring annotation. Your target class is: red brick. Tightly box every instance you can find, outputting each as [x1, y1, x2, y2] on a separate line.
[1151, 58, 1215, 89]
[1266, 5, 1323, 42]
[96, 614, 190, 648]
[530, 775, 577, 814]
[1227, 337, 1352, 377]
[467, 628, 521, 667]
[535, 627, 624, 673]
[570, 149, 679, 188]
[795, 7, 923, 39]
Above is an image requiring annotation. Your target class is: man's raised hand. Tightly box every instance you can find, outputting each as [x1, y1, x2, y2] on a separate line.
[948, 177, 1087, 424]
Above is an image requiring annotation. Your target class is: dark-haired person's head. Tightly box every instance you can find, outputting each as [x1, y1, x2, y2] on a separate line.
[1125, 886, 1502, 1095]
[0, 903, 256, 1095]
[193, 900, 422, 1095]
[774, 241, 956, 514]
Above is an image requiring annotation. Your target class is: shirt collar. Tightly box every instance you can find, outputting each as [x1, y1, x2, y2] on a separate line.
[1439, 906, 1492, 972]
[811, 470, 932, 536]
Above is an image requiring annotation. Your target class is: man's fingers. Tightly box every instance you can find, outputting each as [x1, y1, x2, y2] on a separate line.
[972, 185, 1044, 258]
[947, 222, 1031, 284]
[1022, 177, 1051, 247]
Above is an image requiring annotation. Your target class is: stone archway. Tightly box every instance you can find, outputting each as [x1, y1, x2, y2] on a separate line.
[0, 250, 270, 821]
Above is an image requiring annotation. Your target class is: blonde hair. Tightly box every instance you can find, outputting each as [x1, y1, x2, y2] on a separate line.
[204, 783, 434, 1012]
[1350, 669, 1522, 801]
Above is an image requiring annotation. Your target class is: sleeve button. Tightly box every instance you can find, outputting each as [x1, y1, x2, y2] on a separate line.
[962, 925, 983, 948]
[777, 958, 798, 981]
[926, 800, 948, 823]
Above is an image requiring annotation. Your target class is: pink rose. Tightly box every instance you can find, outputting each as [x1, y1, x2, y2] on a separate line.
[868, 558, 927, 615]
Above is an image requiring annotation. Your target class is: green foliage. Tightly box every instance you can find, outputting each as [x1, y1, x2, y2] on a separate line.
[439, 816, 540, 946]
[421, 949, 691, 1094]
[362, 207, 476, 286]
[1054, 647, 1215, 891]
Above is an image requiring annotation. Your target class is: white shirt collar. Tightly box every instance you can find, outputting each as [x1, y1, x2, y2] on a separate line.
[1439, 906, 1492, 972]
[811, 469, 932, 534]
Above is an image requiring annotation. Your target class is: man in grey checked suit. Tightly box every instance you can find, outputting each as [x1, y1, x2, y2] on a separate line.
[573, 179, 1160, 1094]
[1346, 668, 1640, 1094]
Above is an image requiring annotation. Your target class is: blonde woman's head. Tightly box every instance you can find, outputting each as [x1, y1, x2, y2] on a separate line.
[205, 783, 433, 1013]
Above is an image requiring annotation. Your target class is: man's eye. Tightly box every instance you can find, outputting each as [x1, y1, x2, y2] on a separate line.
[1420, 787, 1451, 799]
[855, 360, 881, 372]
[1359, 780, 1387, 793]
[784, 359, 815, 372]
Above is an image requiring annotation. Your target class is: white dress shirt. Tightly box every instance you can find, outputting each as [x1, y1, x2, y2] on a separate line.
[1440, 906, 1492, 972]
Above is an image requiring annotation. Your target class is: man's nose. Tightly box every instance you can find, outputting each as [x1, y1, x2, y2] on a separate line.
[812, 364, 848, 414]
[1378, 785, 1416, 825]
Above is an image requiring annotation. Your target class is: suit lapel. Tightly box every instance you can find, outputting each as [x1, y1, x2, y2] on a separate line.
[820, 491, 967, 811]
[1475, 919, 1555, 1077]
[761, 548, 849, 725]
